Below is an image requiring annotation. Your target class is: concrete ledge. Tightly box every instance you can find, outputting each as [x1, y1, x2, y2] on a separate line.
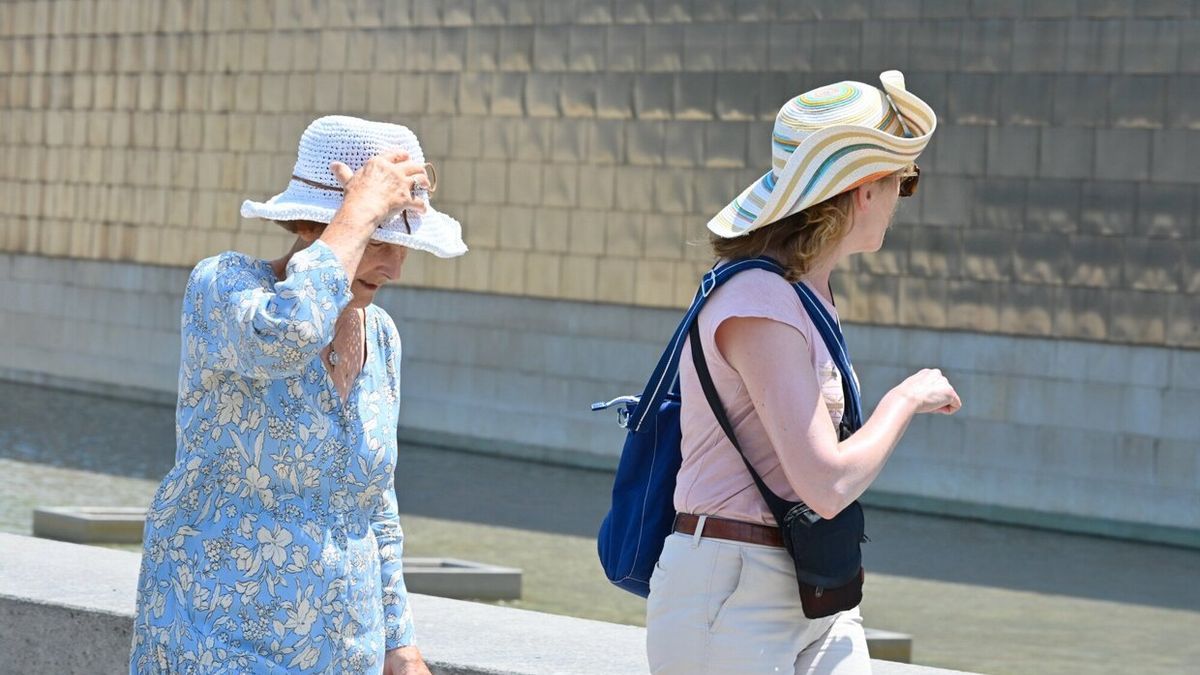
[864, 628, 914, 664]
[30, 506, 525, 602]
[33, 506, 147, 544]
[0, 533, 974, 674]
[404, 557, 523, 602]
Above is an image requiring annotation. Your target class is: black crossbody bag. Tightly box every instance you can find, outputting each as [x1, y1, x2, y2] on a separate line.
[688, 320, 866, 619]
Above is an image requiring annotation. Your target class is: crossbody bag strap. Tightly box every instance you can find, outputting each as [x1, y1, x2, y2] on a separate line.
[687, 319, 798, 520]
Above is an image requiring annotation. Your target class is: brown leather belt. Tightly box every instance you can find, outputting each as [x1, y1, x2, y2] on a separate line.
[674, 513, 783, 548]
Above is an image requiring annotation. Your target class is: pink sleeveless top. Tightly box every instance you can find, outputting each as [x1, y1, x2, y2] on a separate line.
[674, 269, 852, 527]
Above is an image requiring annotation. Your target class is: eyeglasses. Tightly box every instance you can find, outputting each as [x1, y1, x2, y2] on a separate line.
[423, 162, 438, 194]
[898, 164, 920, 198]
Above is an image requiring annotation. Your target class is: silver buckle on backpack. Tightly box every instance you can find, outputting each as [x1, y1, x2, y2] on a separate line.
[592, 395, 641, 429]
[701, 270, 717, 297]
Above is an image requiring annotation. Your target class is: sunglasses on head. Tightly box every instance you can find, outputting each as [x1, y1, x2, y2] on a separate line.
[898, 164, 920, 198]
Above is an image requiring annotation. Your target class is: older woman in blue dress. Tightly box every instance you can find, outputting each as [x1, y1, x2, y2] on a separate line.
[130, 116, 467, 674]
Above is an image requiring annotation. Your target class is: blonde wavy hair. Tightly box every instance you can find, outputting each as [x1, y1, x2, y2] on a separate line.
[709, 191, 857, 282]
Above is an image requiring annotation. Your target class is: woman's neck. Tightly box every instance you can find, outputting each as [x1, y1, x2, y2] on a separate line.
[800, 257, 838, 305]
[333, 306, 363, 332]
[760, 246, 840, 305]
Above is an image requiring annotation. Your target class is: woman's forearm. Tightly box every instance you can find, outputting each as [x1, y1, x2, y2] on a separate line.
[719, 316, 954, 520]
[822, 388, 918, 514]
[321, 193, 384, 280]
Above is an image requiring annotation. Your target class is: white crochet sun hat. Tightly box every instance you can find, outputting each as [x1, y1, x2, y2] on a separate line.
[241, 115, 467, 258]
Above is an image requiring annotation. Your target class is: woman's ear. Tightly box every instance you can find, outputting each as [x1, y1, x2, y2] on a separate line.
[852, 184, 871, 213]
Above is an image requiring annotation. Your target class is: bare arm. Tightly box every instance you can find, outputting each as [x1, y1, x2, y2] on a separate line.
[717, 317, 961, 519]
[322, 151, 431, 280]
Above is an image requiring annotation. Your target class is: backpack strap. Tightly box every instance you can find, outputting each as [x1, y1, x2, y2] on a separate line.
[627, 257, 785, 433]
[791, 283, 863, 431]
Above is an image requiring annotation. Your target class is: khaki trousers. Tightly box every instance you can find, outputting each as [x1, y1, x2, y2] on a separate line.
[646, 529, 871, 674]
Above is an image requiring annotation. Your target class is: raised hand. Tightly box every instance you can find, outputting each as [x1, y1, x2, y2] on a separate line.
[330, 151, 430, 228]
[895, 368, 962, 415]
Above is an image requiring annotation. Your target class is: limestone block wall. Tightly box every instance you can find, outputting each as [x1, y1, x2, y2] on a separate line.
[0, 1, 1198, 347]
[2, 252, 1197, 541]
[1, 3, 1198, 543]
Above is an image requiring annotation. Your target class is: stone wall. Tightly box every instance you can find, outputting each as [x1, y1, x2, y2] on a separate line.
[1, 1, 1198, 346]
[2, 252, 1196, 542]
[0, 2, 1197, 543]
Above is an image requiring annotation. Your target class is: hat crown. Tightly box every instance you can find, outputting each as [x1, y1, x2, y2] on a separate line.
[292, 115, 425, 187]
[707, 70, 936, 239]
[770, 81, 905, 174]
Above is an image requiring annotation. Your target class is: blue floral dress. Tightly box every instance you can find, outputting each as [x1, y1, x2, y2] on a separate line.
[130, 241, 414, 674]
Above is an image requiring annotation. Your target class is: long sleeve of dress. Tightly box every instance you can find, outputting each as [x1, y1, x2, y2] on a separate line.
[194, 240, 352, 379]
[373, 471, 415, 648]
[374, 315, 414, 649]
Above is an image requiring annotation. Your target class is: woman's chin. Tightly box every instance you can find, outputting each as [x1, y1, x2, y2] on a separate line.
[348, 280, 383, 307]
[347, 291, 376, 308]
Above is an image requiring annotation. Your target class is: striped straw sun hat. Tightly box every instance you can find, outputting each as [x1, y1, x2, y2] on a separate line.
[708, 70, 936, 238]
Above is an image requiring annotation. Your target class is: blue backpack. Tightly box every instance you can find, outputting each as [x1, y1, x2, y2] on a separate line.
[594, 257, 864, 597]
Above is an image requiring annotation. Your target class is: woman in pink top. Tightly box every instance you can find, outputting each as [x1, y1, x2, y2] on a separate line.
[646, 72, 962, 674]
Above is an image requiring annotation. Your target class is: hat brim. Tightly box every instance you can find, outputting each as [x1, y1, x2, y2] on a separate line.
[370, 204, 468, 259]
[241, 184, 468, 259]
[708, 70, 937, 239]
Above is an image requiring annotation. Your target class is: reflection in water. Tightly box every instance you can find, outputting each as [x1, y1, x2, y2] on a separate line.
[0, 380, 175, 480]
[0, 380, 618, 538]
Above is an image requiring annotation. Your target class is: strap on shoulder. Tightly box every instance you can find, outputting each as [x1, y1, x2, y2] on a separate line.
[790, 283, 862, 430]
[687, 318, 796, 518]
[628, 257, 785, 433]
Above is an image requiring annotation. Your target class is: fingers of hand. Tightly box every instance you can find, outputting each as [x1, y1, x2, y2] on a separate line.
[937, 389, 962, 414]
[384, 162, 432, 189]
[406, 172, 429, 191]
[937, 383, 958, 408]
[939, 398, 963, 415]
[330, 161, 354, 185]
[383, 150, 411, 164]
[361, 160, 429, 208]
[907, 368, 959, 414]
[405, 174, 430, 202]
[401, 161, 428, 177]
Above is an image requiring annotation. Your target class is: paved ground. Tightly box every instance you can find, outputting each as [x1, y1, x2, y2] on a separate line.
[3, 380, 1199, 674]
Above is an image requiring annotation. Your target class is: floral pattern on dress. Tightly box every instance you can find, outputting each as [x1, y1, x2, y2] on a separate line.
[130, 240, 414, 674]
